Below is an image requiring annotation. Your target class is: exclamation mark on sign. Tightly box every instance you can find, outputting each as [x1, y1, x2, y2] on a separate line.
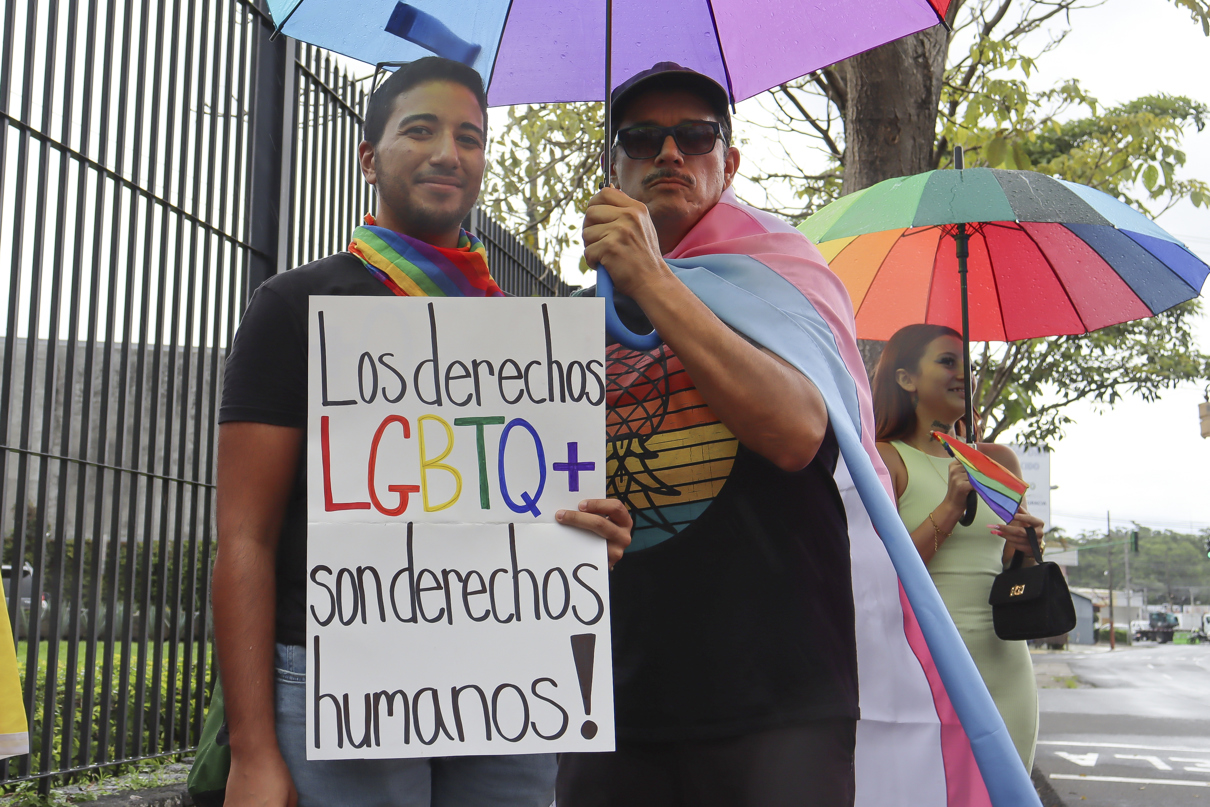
[570, 634, 597, 739]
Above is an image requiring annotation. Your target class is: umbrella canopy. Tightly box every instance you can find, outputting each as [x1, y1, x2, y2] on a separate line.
[799, 168, 1209, 341]
[266, 0, 950, 106]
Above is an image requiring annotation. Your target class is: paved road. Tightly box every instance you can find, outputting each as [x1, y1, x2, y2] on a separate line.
[1035, 642, 1210, 807]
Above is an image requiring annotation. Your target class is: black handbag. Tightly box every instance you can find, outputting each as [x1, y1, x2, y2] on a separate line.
[988, 527, 1077, 641]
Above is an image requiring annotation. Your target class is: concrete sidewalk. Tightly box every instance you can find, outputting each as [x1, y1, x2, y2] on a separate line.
[86, 786, 190, 807]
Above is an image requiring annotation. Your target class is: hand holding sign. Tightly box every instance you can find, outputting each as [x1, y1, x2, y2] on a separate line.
[556, 499, 632, 570]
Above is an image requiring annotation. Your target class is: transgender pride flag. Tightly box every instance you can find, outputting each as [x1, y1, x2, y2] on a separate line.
[660, 189, 1039, 807]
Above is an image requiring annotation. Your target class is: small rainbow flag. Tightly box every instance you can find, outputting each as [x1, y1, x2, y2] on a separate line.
[932, 432, 1029, 524]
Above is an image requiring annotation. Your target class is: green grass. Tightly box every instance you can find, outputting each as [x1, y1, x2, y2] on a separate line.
[2, 639, 212, 798]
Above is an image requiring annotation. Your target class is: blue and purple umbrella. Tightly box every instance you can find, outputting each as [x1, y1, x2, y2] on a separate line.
[266, 0, 950, 107]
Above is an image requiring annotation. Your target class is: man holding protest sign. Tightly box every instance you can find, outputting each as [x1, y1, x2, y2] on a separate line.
[214, 58, 619, 807]
[556, 63, 864, 806]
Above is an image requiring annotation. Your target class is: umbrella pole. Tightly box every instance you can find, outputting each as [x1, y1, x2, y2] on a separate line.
[602, 0, 612, 185]
[954, 146, 978, 526]
[594, 0, 660, 350]
[956, 221, 974, 436]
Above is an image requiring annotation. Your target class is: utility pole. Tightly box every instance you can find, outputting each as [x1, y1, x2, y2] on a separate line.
[1124, 528, 1131, 644]
[1107, 511, 1115, 650]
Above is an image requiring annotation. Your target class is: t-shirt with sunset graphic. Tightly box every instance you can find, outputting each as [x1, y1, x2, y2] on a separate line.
[605, 342, 738, 551]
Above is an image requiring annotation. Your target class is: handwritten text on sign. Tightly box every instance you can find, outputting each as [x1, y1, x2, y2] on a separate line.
[306, 297, 611, 759]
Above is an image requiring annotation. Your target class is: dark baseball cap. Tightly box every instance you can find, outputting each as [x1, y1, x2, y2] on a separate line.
[610, 62, 732, 143]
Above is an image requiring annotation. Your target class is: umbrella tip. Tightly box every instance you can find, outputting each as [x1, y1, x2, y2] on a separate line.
[954, 145, 965, 170]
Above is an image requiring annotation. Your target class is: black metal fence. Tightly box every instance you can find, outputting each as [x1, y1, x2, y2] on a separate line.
[471, 207, 578, 297]
[0, 1, 568, 794]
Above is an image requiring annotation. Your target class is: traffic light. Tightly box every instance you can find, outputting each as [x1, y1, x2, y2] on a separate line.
[1132, 531, 1139, 553]
[1205, 537, 1210, 560]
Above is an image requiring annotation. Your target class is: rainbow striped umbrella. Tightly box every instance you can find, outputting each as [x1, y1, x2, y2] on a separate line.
[799, 166, 1209, 342]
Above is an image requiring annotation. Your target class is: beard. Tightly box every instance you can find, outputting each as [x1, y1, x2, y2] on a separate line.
[376, 171, 479, 239]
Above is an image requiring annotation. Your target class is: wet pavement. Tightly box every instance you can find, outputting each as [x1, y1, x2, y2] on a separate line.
[1034, 642, 1210, 806]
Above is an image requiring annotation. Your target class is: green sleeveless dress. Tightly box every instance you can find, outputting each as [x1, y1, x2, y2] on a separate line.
[890, 440, 1038, 770]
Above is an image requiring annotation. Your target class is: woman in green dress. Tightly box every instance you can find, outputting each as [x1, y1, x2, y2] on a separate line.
[872, 324, 1043, 771]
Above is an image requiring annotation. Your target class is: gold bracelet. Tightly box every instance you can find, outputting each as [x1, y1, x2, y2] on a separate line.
[928, 511, 950, 553]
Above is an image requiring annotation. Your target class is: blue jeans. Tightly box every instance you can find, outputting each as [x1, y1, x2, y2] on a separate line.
[274, 643, 557, 807]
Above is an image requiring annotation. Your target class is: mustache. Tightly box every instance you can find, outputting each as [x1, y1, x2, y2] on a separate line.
[643, 168, 695, 188]
[415, 169, 464, 186]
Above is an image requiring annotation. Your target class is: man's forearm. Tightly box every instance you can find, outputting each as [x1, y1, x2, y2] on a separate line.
[213, 532, 298, 806]
[213, 420, 302, 764]
[631, 270, 828, 471]
[213, 538, 281, 756]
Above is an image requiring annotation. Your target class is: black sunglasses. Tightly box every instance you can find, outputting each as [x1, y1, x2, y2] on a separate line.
[614, 121, 722, 159]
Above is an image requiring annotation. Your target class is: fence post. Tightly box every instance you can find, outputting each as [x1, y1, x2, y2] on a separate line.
[246, 6, 294, 299]
[277, 40, 298, 276]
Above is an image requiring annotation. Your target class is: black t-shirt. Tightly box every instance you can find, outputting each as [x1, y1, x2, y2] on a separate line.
[608, 435, 858, 741]
[219, 252, 391, 646]
[591, 287, 859, 741]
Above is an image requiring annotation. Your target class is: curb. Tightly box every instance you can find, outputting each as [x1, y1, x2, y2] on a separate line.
[1033, 766, 1066, 807]
[83, 785, 192, 807]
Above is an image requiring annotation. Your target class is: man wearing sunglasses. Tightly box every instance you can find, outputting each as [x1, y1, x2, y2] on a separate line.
[556, 63, 867, 806]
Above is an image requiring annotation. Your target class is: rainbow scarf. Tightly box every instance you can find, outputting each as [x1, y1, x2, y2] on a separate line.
[348, 214, 504, 298]
[932, 431, 1029, 523]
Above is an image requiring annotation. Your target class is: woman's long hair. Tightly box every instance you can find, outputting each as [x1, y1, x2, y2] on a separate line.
[873, 324, 963, 442]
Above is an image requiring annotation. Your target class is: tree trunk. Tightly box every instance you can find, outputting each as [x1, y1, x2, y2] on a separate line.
[838, 25, 952, 194]
[856, 340, 884, 384]
[837, 19, 953, 375]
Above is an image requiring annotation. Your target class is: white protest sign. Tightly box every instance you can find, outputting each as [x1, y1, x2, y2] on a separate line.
[306, 296, 612, 760]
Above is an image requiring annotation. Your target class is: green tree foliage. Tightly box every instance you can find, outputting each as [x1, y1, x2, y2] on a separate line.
[1064, 527, 1210, 606]
[942, 80, 1210, 216]
[481, 102, 604, 271]
[3, 500, 209, 643]
[1017, 95, 1209, 214]
[973, 299, 1210, 445]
